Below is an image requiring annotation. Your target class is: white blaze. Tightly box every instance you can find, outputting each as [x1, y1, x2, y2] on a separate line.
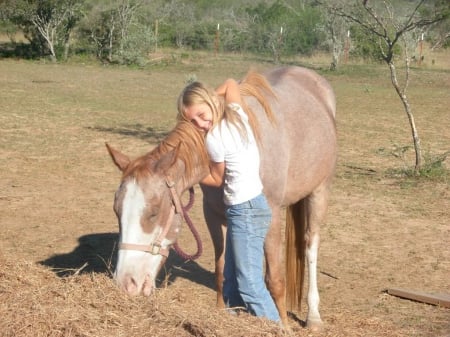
[114, 180, 164, 294]
[121, 180, 147, 244]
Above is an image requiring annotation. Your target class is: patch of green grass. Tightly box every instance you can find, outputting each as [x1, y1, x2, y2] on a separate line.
[339, 63, 381, 76]
[377, 141, 449, 183]
[386, 151, 449, 185]
[417, 151, 450, 178]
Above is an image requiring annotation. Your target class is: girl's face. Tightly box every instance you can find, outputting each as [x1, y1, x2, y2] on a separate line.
[184, 102, 213, 132]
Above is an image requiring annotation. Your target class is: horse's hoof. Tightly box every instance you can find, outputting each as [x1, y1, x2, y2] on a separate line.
[280, 321, 292, 332]
[306, 318, 324, 332]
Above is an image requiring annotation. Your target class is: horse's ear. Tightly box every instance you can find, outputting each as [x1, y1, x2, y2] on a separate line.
[106, 143, 130, 172]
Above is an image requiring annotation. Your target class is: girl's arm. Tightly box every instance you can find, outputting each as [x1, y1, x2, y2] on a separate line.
[200, 161, 225, 187]
[215, 78, 242, 105]
[201, 78, 242, 188]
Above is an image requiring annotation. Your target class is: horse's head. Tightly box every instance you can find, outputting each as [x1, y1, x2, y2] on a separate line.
[106, 143, 186, 296]
[106, 121, 209, 296]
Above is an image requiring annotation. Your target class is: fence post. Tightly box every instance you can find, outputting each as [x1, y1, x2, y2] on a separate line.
[214, 23, 220, 57]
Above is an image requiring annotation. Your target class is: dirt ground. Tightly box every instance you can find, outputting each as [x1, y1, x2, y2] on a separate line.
[0, 53, 449, 337]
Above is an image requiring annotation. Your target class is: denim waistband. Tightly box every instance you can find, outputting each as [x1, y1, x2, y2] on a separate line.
[227, 193, 267, 209]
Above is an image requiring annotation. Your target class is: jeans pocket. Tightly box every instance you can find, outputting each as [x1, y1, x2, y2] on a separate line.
[250, 213, 271, 237]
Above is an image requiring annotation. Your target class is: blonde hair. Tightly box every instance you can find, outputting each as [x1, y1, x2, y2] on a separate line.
[177, 70, 276, 144]
[177, 81, 249, 142]
[177, 81, 222, 128]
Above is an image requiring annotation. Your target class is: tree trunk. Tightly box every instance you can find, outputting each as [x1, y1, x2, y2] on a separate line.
[330, 32, 340, 70]
[329, 22, 341, 71]
[108, 18, 115, 63]
[44, 31, 57, 62]
[387, 61, 423, 173]
[63, 32, 70, 61]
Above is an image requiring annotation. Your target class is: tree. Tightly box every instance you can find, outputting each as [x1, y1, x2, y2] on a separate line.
[328, 0, 449, 173]
[244, 1, 324, 61]
[0, 0, 84, 61]
[426, 7, 450, 50]
[322, 7, 348, 70]
[58, 0, 84, 61]
[157, 0, 196, 49]
[79, 0, 153, 64]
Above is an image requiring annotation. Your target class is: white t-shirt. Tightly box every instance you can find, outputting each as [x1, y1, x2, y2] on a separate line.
[205, 103, 263, 206]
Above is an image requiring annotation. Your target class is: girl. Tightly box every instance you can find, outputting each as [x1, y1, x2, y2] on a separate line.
[177, 78, 280, 323]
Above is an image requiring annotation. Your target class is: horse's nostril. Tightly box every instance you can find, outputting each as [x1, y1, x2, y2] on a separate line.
[142, 274, 153, 296]
[124, 275, 138, 295]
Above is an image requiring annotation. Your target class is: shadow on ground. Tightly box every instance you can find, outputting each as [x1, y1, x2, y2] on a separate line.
[87, 124, 169, 143]
[39, 232, 215, 291]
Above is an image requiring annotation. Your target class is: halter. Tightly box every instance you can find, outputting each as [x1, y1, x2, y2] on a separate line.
[118, 178, 185, 258]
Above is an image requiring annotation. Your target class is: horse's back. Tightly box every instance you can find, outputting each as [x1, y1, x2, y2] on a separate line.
[266, 66, 336, 119]
[252, 66, 337, 205]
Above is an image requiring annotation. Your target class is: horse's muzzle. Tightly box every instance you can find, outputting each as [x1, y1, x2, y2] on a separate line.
[117, 273, 154, 296]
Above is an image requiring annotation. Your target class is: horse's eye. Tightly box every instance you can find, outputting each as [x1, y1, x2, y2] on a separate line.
[145, 207, 159, 221]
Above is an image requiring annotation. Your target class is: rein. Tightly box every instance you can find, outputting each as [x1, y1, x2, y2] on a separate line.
[118, 178, 203, 260]
[173, 187, 203, 260]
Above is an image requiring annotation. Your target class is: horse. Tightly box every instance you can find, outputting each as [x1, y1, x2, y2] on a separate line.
[106, 66, 337, 330]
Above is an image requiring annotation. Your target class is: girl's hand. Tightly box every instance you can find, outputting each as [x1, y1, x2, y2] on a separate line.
[200, 161, 225, 187]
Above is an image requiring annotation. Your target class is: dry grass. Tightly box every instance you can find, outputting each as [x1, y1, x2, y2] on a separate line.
[0, 254, 286, 337]
[0, 253, 419, 337]
[0, 50, 449, 337]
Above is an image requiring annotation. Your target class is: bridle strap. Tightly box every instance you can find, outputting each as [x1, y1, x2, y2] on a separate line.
[118, 242, 170, 258]
[166, 179, 184, 215]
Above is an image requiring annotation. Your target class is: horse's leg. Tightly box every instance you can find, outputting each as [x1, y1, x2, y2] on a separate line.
[264, 205, 289, 326]
[304, 182, 330, 330]
[201, 185, 227, 308]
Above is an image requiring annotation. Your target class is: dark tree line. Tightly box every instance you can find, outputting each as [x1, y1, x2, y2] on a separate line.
[0, 0, 448, 67]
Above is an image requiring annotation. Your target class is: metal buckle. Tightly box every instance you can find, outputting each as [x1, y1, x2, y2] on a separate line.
[150, 243, 161, 255]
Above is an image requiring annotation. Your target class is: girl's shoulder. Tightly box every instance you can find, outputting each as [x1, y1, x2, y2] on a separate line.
[226, 103, 247, 120]
[227, 102, 243, 111]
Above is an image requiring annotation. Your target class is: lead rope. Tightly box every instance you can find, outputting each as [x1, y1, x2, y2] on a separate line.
[173, 187, 203, 260]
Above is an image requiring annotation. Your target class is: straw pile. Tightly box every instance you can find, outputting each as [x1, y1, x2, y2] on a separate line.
[0, 252, 419, 337]
[0, 253, 287, 337]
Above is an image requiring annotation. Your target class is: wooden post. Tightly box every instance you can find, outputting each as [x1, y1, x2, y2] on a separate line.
[344, 30, 350, 64]
[279, 26, 283, 45]
[214, 23, 220, 57]
[418, 33, 424, 66]
[276, 26, 283, 63]
[155, 19, 159, 52]
[387, 288, 450, 308]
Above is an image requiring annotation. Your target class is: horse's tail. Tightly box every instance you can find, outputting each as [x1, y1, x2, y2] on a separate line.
[285, 199, 307, 312]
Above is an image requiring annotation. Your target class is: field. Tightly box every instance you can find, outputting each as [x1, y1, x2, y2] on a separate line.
[0, 50, 449, 337]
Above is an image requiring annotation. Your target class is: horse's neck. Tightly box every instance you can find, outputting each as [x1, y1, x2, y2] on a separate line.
[192, 164, 210, 186]
[172, 156, 209, 192]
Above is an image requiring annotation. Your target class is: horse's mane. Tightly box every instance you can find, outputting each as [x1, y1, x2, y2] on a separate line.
[124, 121, 209, 183]
[124, 70, 275, 182]
[239, 69, 277, 143]
[155, 120, 209, 178]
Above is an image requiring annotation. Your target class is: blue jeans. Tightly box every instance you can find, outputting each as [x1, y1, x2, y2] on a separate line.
[223, 193, 280, 322]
